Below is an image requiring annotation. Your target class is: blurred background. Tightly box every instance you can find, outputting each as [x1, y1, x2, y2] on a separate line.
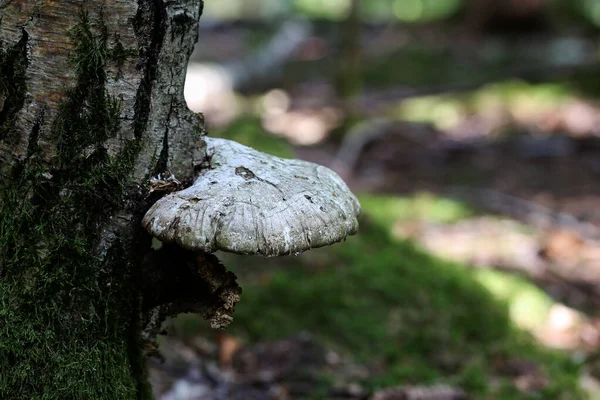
[152, 1, 600, 398]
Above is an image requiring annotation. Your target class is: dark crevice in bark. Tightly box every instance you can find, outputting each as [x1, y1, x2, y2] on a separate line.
[132, 0, 167, 140]
[25, 108, 44, 159]
[0, 28, 28, 142]
[155, 125, 170, 174]
[154, 102, 173, 175]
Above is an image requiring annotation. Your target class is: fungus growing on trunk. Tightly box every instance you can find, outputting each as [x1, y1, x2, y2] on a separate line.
[139, 137, 360, 348]
[143, 137, 360, 257]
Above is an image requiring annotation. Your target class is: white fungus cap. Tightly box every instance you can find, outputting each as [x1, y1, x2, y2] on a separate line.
[142, 137, 360, 256]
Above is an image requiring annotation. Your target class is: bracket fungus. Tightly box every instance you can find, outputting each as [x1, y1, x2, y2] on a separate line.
[143, 137, 360, 257]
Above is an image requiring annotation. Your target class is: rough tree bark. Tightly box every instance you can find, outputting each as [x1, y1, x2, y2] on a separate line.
[0, 1, 239, 398]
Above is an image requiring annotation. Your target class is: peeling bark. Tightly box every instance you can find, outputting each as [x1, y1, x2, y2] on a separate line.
[0, 1, 234, 398]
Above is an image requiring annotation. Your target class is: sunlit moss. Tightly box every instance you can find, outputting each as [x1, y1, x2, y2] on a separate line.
[358, 192, 473, 229]
[293, 0, 351, 21]
[392, 0, 461, 23]
[395, 80, 574, 131]
[474, 269, 554, 330]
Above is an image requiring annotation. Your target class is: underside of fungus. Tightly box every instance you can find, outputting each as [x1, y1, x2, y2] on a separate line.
[143, 137, 360, 257]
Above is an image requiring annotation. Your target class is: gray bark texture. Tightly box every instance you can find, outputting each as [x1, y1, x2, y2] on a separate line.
[0, 1, 240, 398]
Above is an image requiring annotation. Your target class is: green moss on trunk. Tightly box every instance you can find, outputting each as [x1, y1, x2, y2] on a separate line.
[0, 12, 149, 399]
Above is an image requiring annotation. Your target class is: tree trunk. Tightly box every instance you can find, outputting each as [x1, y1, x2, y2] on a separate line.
[0, 1, 236, 398]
